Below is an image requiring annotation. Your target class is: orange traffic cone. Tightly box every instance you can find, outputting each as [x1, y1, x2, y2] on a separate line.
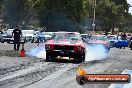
[20, 44, 26, 57]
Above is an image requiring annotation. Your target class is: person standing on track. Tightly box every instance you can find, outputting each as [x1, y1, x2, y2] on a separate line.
[12, 25, 22, 51]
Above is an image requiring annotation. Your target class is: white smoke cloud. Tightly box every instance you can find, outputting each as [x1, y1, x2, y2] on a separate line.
[85, 44, 108, 61]
[26, 43, 108, 61]
[26, 44, 46, 59]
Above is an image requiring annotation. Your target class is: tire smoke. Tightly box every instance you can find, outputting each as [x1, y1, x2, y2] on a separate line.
[26, 44, 46, 59]
[85, 44, 108, 61]
[26, 44, 108, 61]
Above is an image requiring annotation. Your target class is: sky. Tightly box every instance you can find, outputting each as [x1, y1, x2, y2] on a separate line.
[127, 0, 132, 15]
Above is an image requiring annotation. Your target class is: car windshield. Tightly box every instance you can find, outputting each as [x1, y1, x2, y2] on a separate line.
[53, 33, 81, 40]
[90, 36, 107, 41]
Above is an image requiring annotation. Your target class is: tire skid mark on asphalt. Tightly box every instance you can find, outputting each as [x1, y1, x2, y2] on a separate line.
[26, 58, 115, 88]
[20, 63, 78, 88]
[45, 73, 78, 88]
[104, 60, 132, 74]
[0, 62, 77, 88]
[53, 58, 113, 88]
[25, 64, 78, 88]
[0, 62, 52, 87]
[0, 62, 51, 82]
[66, 58, 111, 73]
[0, 58, 44, 79]
[52, 59, 119, 88]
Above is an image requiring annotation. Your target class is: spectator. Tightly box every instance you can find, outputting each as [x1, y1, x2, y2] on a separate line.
[117, 34, 121, 40]
[121, 33, 127, 40]
[39, 31, 46, 43]
[12, 25, 22, 51]
[37, 31, 40, 46]
[121, 33, 127, 49]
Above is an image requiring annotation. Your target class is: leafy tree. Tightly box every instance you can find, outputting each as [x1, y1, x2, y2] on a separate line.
[1, 0, 131, 32]
[4, 0, 28, 28]
[96, 0, 130, 33]
[32, 0, 90, 31]
[0, 0, 5, 18]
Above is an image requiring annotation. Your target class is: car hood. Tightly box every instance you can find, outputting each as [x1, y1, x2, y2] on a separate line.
[46, 39, 84, 46]
[88, 40, 108, 44]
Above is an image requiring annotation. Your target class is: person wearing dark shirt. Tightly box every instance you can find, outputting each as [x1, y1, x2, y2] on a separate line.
[130, 37, 132, 41]
[12, 25, 22, 51]
[121, 33, 127, 49]
[121, 33, 127, 40]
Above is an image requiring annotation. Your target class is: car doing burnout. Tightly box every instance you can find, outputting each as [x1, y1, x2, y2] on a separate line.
[88, 35, 110, 53]
[45, 32, 86, 62]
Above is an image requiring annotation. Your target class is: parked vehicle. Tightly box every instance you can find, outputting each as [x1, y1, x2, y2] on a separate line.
[0, 31, 3, 42]
[116, 38, 128, 49]
[1, 29, 14, 43]
[1, 29, 26, 43]
[42, 32, 53, 40]
[22, 30, 36, 42]
[31, 32, 46, 43]
[80, 34, 90, 43]
[107, 35, 118, 48]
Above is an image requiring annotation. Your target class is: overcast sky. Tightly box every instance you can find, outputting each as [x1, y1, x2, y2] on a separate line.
[127, 0, 132, 14]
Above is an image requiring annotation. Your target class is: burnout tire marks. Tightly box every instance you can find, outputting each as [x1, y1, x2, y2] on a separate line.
[0, 62, 74, 88]
[0, 58, 44, 79]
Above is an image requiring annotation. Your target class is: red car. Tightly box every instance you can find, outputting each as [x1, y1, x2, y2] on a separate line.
[88, 35, 110, 53]
[45, 32, 86, 62]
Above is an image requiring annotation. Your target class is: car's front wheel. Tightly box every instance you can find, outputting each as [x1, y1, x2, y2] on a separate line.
[74, 53, 85, 63]
[46, 52, 54, 62]
[79, 54, 85, 63]
[7, 41, 10, 43]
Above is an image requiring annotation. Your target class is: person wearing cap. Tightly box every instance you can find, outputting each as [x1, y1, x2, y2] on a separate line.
[12, 25, 22, 51]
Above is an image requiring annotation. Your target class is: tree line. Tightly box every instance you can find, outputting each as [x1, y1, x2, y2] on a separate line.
[0, 0, 131, 32]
